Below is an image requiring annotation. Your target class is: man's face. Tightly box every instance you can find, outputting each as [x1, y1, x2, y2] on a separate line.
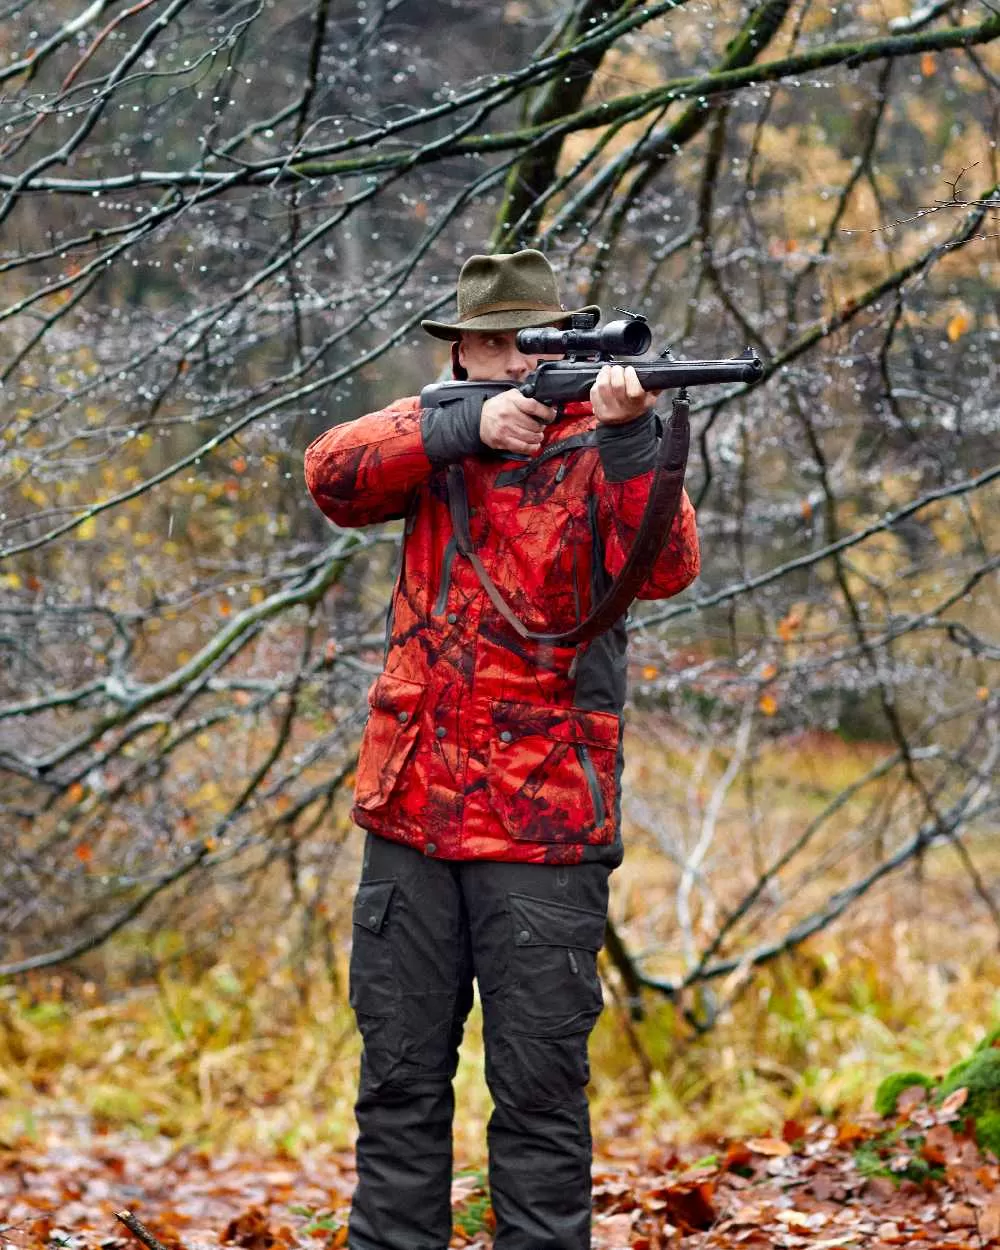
[457, 329, 558, 383]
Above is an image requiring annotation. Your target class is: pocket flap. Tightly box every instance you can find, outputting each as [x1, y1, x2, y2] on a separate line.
[492, 701, 619, 750]
[369, 671, 426, 722]
[353, 880, 395, 934]
[509, 892, 606, 952]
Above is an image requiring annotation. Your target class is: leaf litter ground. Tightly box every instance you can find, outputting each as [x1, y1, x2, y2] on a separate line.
[2, 1105, 999, 1250]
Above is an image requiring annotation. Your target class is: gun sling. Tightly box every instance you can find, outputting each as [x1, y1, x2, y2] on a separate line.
[445, 391, 691, 647]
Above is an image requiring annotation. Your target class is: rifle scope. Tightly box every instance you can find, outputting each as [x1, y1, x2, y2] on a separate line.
[516, 317, 652, 358]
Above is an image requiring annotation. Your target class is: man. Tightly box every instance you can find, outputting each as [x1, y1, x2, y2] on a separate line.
[304, 250, 699, 1250]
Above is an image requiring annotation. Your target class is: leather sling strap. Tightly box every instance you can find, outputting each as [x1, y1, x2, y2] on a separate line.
[446, 392, 691, 647]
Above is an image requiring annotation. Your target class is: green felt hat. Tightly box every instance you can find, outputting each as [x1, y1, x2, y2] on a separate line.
[421, 249, 601, 340]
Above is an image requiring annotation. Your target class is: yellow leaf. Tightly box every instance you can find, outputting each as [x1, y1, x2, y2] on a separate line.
[946, 312, 970, 342]
[920, 52, 936, 76]
[747, 1136, 791, 1156]
[775, 1211, 812, 1229]
[250, 587, 266, 605]
[77, 516, 97, 540]
[218, 597, 232, 617]
[641, 665, 659, 680]
[777, 611, 802, 642]
[977, 686, 989, 702]
[759, 662, 778, 681]
[1, 573, 22, 590]
[758, 694, 778, 717]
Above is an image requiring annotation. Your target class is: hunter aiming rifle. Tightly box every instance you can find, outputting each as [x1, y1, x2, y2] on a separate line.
[420, 310, 764, 649]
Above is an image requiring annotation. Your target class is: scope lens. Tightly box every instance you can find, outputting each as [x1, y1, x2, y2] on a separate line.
[602, 319, 651, 355]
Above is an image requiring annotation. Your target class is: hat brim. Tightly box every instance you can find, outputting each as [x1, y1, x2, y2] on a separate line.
[420, 304, 602, 341]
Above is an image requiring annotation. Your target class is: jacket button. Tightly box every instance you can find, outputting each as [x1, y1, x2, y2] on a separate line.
[518, 929, 531, 944]
[446, 612, 457, 624]
[435, 726, 447, 739]
[397, 710, 409, 723]
[426, 842, 437, 855]
[368, 914, 379, 928]
[500, 730, 513, 744]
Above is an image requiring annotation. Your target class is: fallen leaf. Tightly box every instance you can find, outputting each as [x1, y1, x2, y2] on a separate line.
[747, 1137, 792, 1157]
[782, 1119, 808, 1144]
[775, 1209, 813, 1229]
[944, 1202, 977, 1228]
[946, 311, 969, 342]
[981, 1198, 1000, 1240]
[937, 1087, 969, 1120]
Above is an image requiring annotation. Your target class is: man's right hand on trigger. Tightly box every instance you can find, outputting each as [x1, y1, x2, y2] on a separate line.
[480, 390, 555, 456]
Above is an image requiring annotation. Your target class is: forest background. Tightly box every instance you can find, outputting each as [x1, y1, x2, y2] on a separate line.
[0, 0, 999, 1237]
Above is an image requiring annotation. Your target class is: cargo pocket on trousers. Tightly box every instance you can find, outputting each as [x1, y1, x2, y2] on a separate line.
[349, 879, 399, 1030]
[507, 892, 606, 1037]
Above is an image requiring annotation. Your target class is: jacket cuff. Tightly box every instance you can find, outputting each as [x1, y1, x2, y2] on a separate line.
[596, 411, 658, 482]
[421, 399, 488, 465]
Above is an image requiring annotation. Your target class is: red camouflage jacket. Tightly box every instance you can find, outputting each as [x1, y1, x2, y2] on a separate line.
[304, 392, 700, 866]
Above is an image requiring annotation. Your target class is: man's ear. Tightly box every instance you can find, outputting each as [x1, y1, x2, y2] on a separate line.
[456, 335, 467, 369]
[451, 340, 467, 381]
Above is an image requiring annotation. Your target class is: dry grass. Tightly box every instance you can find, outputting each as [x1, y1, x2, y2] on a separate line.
[1, 723, 997, 1164]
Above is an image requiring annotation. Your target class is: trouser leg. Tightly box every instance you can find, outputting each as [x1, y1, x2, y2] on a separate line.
[348, 834, 473, 1250]
[463, 859, 611, 1250]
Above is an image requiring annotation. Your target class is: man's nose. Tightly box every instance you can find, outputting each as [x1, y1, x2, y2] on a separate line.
[504, 348, 533, 380]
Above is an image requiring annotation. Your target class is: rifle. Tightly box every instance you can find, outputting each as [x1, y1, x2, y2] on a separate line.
[419, 312, 763, 410]
[419, 312, 764, 649]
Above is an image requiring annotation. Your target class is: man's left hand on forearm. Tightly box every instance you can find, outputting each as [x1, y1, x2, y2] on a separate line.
[590, 364, 661, 425]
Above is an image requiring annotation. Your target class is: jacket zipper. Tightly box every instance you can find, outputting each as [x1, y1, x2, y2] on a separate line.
[575, 743, 606, 827]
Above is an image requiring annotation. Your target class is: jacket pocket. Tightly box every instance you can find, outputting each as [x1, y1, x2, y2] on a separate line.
[354, 673, 426, 812]
[487, 701, 620, 844]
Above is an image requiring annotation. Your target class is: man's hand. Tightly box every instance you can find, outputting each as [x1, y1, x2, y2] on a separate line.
[590, 363, 660, 425]
[480, 389, 555, 455]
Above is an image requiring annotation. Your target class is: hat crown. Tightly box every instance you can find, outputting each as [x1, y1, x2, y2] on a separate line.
[419, 248, 600, 340]
[457, 249, 563, 319]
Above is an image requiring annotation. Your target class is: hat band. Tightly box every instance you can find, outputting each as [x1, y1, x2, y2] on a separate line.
[459, 298, 563, 319]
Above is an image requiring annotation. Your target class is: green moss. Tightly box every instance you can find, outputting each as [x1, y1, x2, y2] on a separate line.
[854, 1129, 944, 1186]
[874, 1071, 935, 1117]
[976, 1111, 1000, 1159]
[937, 1048, 1000, 1121]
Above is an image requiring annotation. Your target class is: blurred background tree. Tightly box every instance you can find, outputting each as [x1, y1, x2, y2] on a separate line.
[0, 0, 997, 1149]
